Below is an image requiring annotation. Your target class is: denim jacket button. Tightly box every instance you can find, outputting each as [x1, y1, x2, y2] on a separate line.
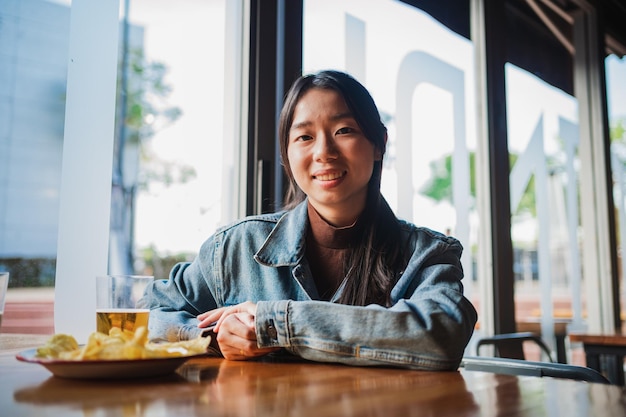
[267, 325, 278, 340]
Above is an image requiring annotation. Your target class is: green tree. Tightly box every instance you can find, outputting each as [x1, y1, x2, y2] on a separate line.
[111, 47, 194, 274]
[116, 48, 195, 190]
[419, 151, 536, 216]
[611, 118, 626, 143]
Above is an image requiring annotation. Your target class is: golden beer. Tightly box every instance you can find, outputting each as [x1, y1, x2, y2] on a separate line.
[96, 309, 149, 335]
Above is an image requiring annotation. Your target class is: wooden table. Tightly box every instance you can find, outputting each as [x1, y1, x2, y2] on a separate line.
[569, 333, 626, 386]
[2, 334, 626, 416]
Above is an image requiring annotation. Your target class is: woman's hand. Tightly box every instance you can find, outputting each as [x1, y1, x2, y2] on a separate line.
[197, 301, 279, 360]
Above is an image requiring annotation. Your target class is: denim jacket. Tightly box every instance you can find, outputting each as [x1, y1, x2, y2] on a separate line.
[139, 199, 477, 370]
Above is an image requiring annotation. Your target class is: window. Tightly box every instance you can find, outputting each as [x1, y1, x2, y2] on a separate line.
[506, 64, 583, 350]
[116, 0, 232, 278]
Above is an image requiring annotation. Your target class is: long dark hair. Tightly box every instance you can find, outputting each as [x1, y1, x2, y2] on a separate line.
[278, 70, 409, 306]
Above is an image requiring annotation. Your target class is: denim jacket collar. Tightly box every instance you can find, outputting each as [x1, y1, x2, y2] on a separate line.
[254, 200, 309, 267]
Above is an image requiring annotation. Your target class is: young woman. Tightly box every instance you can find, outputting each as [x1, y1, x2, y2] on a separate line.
[140, 70, 477, 370]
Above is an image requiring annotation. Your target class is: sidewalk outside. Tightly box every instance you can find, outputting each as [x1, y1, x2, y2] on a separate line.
[3, 287, 55, 335]
[6, 287, 55, 303]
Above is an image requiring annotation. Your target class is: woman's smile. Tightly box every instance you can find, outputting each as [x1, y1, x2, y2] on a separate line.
[313, 170, 346, 182]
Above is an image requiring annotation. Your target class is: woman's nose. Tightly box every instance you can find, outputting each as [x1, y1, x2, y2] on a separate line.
[313, 134, 338, 161]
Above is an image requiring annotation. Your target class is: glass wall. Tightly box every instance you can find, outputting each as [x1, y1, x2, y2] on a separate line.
[303, 0, 480, 315]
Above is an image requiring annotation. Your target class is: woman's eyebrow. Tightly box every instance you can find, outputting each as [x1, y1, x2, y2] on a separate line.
[290, 112, 354, 131]
[290, 120, 311, 131]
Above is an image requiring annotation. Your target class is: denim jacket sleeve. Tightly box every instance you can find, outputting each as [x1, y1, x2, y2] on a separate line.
[138, 246, 220, 342]
[254, 226, 477, 371]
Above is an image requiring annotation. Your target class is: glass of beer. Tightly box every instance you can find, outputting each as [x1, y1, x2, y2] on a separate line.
[95, 275, 153, 335]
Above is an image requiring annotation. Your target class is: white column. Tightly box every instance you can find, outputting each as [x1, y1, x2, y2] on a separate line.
[55, 0, 120, 342]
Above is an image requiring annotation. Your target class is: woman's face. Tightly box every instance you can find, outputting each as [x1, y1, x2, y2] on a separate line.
[287, 88, 381, 227]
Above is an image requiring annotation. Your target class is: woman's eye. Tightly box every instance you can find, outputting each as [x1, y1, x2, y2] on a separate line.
[336, 126, 358, 135]
[294, 134, 312, 142]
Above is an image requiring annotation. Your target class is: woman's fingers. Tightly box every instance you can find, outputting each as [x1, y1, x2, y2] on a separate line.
[216, 311, 279, 360]
[197, 300, 256, 328]
[217, 312, 256, 357]
[213, 301, 257, 332]
[197, 302, 277, 360]
[197, 306, 228, 328]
